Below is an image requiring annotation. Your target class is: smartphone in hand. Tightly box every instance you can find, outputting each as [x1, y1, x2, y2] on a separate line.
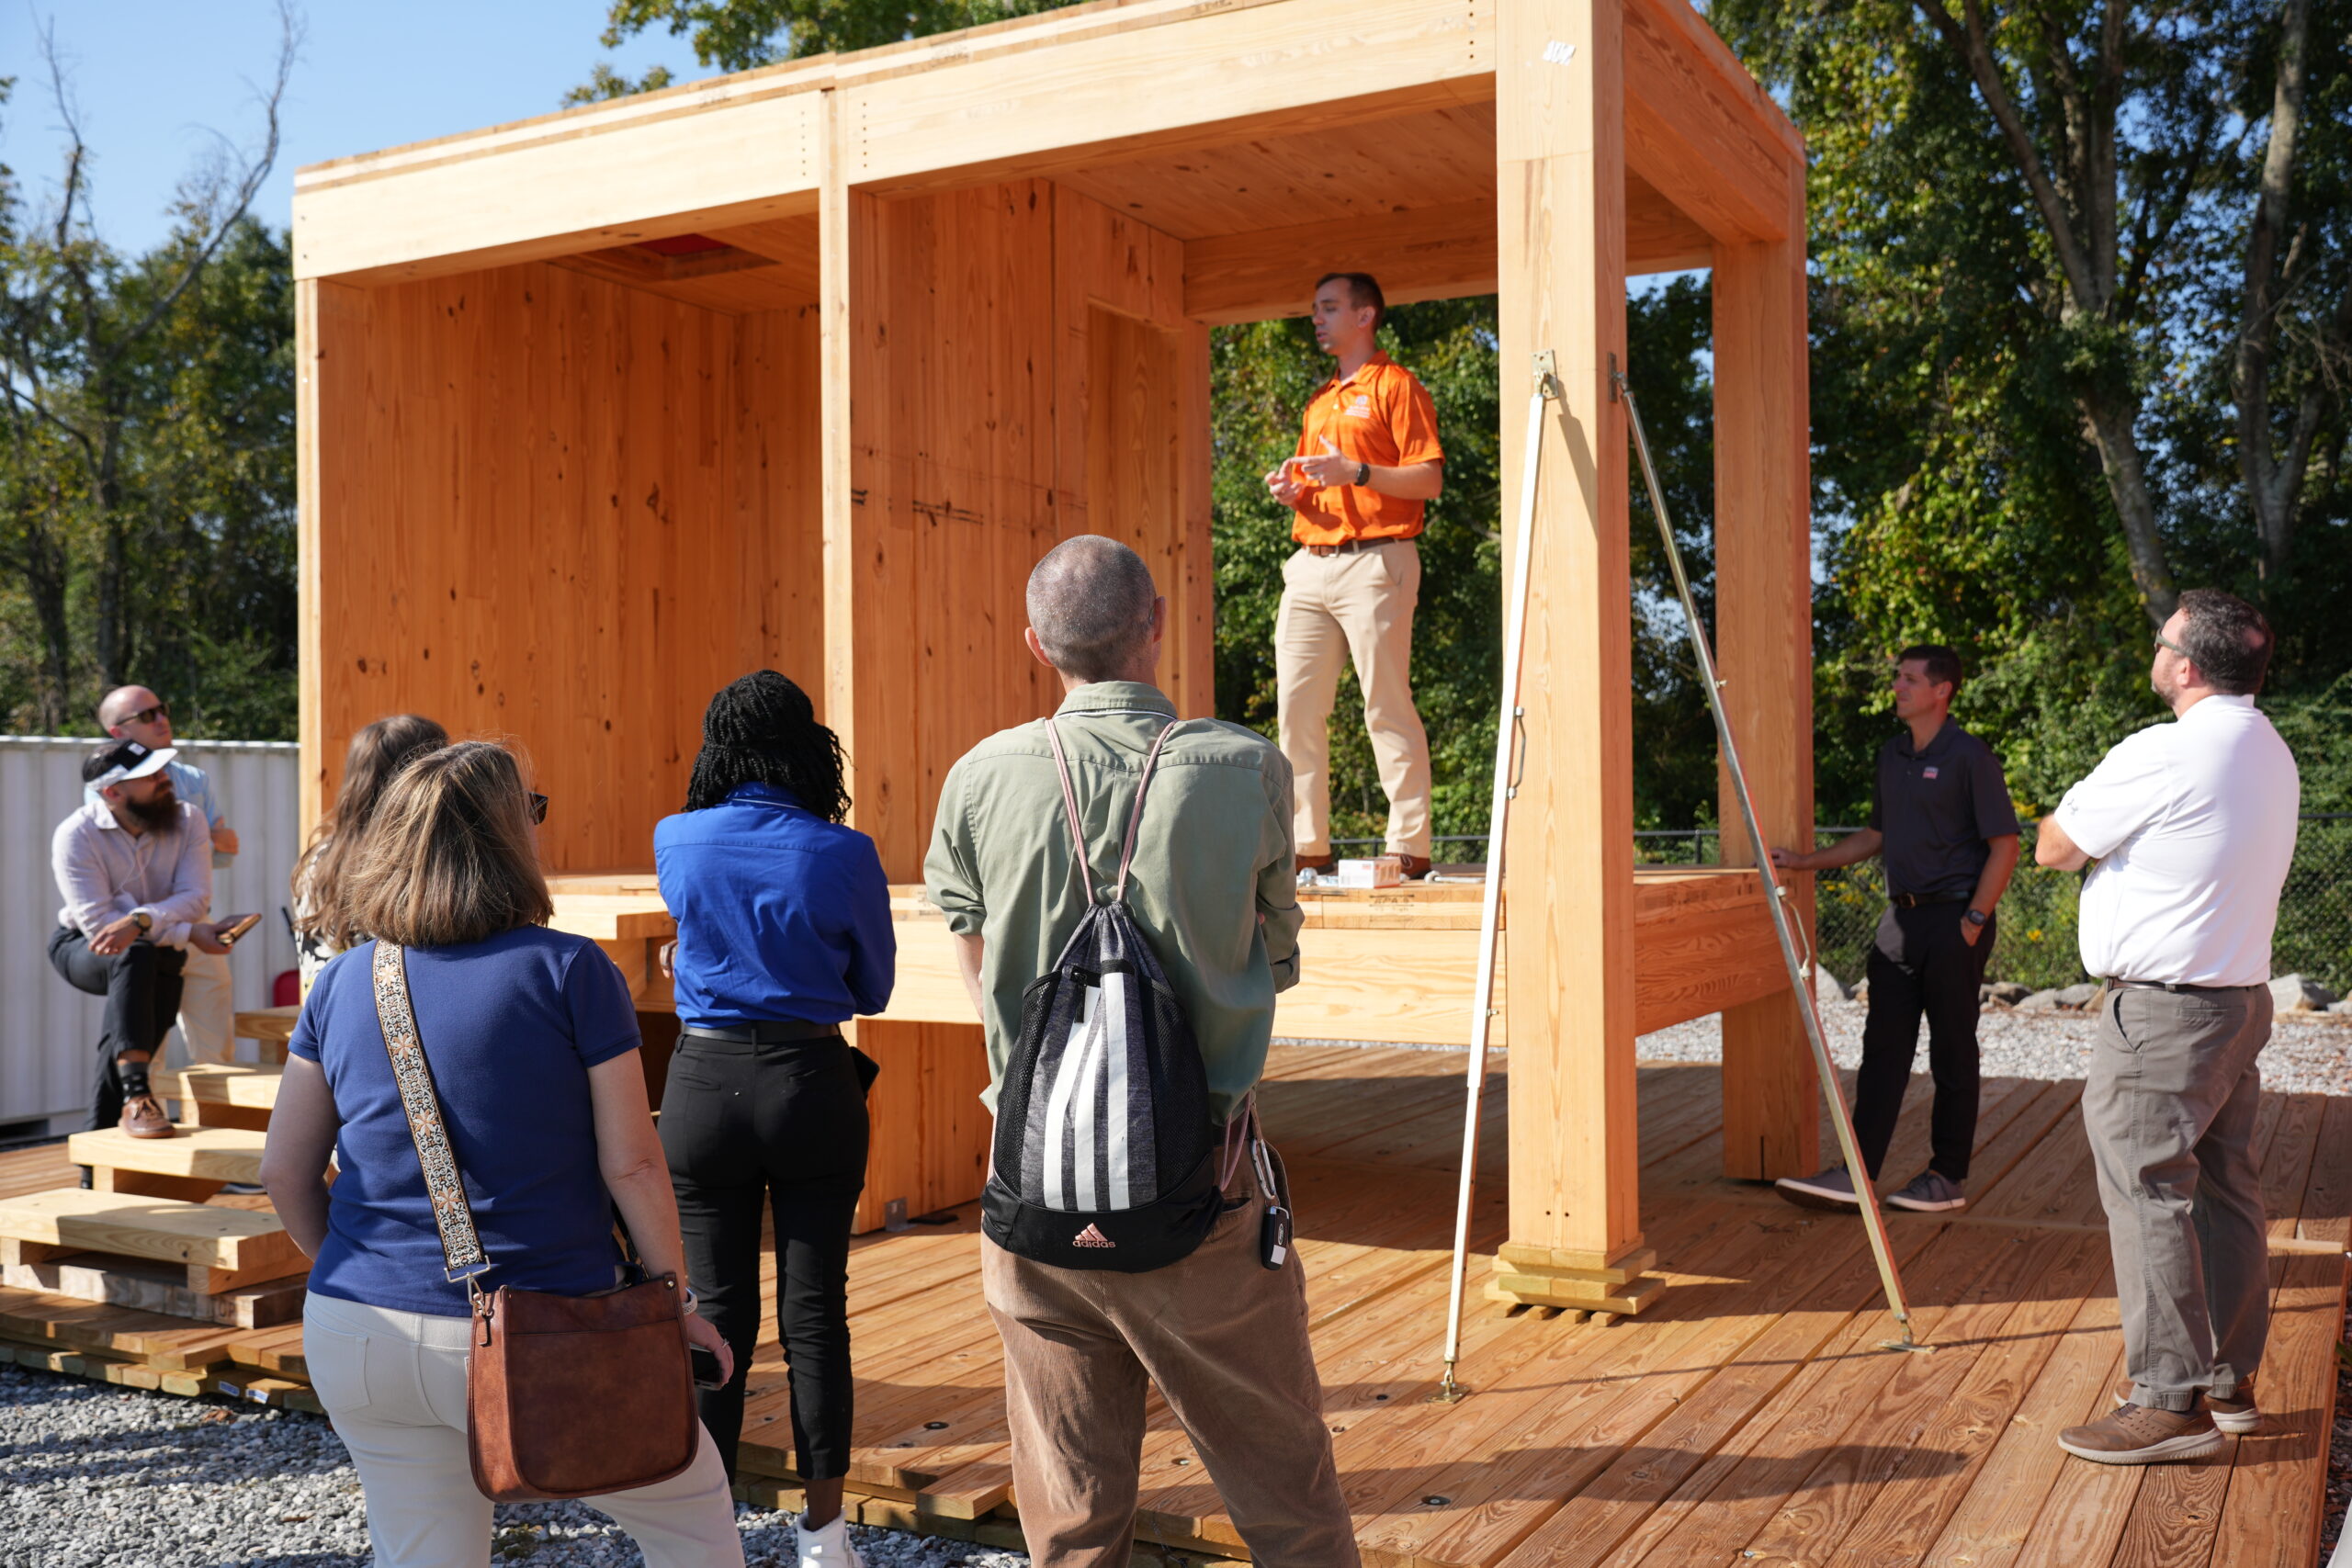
[215, 913, 263, 947]
[689, 1346, 728, 1390]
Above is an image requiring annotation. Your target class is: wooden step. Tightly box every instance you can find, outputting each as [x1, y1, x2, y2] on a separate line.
[68, 1126, 266, 1191]
[1, 1250, 307, 1327]
[153, 1062, 281, 1111]
[0, 1188, 300, 1286]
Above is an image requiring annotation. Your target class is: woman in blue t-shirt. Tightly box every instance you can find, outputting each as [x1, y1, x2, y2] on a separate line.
[262, 741, 743, 1568]
[654, 671, 894, 1568]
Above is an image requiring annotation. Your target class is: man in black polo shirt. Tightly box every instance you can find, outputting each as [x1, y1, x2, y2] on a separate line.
[1770, 645, 2020, 1214]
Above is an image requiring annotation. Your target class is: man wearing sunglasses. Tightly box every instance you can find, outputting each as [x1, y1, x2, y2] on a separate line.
[92, 687, 241, 1068]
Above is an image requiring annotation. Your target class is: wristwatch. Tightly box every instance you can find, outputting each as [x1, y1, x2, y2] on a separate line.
[1354, 460, 1372, 486]
[131, 910, 153, 933]
[1962, 908, 1989, 928]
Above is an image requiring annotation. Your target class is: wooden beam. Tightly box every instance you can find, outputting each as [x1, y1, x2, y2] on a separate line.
[295, 279, 366, 845]
[1182, 199, 1496, 324]
[1712, 168, 1818, 1182]
[293, 92, 822, 283]
[1625, 171, 1713, 276]
[1497, 0, 1649, 1288]
[847, 0, 1487, 190]
[1622, 0, 1792, 244]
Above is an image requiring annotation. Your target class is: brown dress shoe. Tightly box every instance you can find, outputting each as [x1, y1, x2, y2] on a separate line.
[2059, 1400, 2227, 1463]
[1396, 854, 1433, 880]
[2116, 1377, 2259, 1434]
[119, 1095, 176, 1139]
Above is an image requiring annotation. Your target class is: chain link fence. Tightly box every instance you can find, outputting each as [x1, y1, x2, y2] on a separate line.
[1633, 818, 2352, 994]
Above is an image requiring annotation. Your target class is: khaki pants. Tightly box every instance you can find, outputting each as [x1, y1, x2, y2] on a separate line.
[2083, 983, 2272, 1412]
[167, 945, 237, 1068]
[982, 1156, 1359, 1568]
[1276, 540, 1431, 859]
[302, 1292, 745, 1568]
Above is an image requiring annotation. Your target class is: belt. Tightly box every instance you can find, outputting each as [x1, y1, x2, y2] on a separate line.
[1890, 893, 1967, 908]
[2109, 979, 2262, 995]
[681, 1020, 844, 1045]
[1302, 537, 1403, 558]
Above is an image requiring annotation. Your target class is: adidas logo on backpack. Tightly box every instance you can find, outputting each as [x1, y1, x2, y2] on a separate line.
[979, 716, 1227, 1274]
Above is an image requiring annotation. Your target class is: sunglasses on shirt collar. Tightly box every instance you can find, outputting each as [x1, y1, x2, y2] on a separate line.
[529, 793, 549, 825]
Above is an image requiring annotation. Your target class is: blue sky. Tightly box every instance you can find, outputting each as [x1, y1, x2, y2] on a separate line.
[0, 2, 698, 256]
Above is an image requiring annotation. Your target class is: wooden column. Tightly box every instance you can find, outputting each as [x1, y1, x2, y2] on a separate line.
[1711, 168, 1818, 1182]
[1493, 0, 1658, 1313]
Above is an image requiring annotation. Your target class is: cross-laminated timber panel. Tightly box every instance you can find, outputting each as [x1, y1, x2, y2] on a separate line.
[295, 0, 1814, 1313]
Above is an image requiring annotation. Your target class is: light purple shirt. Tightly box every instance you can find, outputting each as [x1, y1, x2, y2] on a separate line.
[52, 799, 213, 947]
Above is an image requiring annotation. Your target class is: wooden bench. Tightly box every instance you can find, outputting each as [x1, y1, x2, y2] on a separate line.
[66, 1126, 266, 1202]
[234, 1005, 300, 1064]
[0, 1188, 301, 1295]
[151, 1063, 281, 1131]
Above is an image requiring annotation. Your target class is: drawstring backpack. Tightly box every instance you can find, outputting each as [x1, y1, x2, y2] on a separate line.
[979, 716, 1228, 1271]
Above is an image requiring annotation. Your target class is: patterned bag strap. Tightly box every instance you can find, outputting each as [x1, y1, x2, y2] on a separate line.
[369, 941, 493, 1291]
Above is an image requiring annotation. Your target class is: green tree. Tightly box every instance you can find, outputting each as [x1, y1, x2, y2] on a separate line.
[0, 17, 300, 739]
[572, 0, 1086, 96]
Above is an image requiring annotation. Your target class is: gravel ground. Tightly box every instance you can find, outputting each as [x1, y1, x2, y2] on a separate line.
[1631, 993, 2352, 1096]
[0, 1360, 1031, 1568]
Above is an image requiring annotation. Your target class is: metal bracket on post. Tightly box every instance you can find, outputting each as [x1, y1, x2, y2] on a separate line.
[1611, 365, 1931, 1359]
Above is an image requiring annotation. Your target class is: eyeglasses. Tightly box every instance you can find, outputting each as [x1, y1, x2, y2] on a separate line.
[120, 702, 169, 727]
[528, 793, 549, 825]
[2153, 633, 2188, 657]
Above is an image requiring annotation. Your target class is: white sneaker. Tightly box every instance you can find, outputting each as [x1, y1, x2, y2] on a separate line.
[797, 1511, 864, 1568]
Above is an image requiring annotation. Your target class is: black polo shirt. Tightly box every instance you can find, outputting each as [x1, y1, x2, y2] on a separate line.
[1866, 722, 2019, 902]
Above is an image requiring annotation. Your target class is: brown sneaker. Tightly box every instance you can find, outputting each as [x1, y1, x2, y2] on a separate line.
[2116, 1378, 2259, 1435]
[2059, 1401, 2227, 1463]
[119, 1095, 176, 1139]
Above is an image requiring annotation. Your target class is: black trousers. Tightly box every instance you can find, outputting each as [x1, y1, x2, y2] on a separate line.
[49, 925, 186, 1133]
[660, 1032, 870, 1483]
[1854, 902, 1995, 1183]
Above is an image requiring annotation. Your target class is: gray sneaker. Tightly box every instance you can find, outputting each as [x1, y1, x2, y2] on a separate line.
[1884, 1169, 1967, 1213]
[1775, 1166, 1860, 1210]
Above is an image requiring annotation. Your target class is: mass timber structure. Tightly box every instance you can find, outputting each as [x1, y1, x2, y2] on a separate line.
[293, 0, 1814, 1308]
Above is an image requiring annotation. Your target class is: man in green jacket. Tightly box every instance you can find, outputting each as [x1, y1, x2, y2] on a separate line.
[925, 535, 1353, 1568]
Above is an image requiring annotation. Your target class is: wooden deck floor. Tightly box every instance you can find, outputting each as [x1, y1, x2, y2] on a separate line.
[2, 1045, 2343, 1567]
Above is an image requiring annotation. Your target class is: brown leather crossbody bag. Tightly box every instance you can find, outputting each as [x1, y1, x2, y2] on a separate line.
[370, 940, 700, 1501]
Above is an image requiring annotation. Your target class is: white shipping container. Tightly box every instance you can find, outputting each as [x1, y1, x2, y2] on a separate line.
[0, 737, 301, 1134]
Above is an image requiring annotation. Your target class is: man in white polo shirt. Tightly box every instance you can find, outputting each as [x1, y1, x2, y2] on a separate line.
[2035, 589, 2299, 1465]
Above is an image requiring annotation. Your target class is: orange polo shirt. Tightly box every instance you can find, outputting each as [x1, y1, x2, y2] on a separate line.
[1289, 352, 1446, 547]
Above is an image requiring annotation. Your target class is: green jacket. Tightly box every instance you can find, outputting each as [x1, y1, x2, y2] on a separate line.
[923, 681, 1303, 1125]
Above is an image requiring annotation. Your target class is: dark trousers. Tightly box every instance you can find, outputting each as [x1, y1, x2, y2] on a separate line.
[49, 925, 186, 1132]
[1854, 902, 1994, 1182]
[660, 1032, 869, 1482]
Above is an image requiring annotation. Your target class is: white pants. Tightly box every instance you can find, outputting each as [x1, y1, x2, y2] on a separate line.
[303, 1292, 746, 1568]
[168, 945, 237, 1067]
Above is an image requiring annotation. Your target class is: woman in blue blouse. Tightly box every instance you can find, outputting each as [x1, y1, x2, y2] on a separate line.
[655, 672, 895, 1568]
[261, 741, 741, 1568]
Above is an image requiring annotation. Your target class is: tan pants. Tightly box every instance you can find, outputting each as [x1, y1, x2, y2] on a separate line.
[302, 1292, 745, 1568]
[1275, 540, 1431, 858]
[982, 1156, 1359, 1568]
[167, 945, 238, 1067]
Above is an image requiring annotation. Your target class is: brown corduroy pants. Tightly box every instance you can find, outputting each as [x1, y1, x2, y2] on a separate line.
[981, 1158, 1360, 1568]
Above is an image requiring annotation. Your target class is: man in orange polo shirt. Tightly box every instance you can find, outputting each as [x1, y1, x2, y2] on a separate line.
[1263, 272, 1445, 879]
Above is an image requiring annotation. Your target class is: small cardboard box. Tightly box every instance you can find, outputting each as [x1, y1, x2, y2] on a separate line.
[1335, 855, 1404, 889]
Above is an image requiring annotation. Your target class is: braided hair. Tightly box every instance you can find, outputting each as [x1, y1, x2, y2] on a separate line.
[684, 671, 851, 821]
